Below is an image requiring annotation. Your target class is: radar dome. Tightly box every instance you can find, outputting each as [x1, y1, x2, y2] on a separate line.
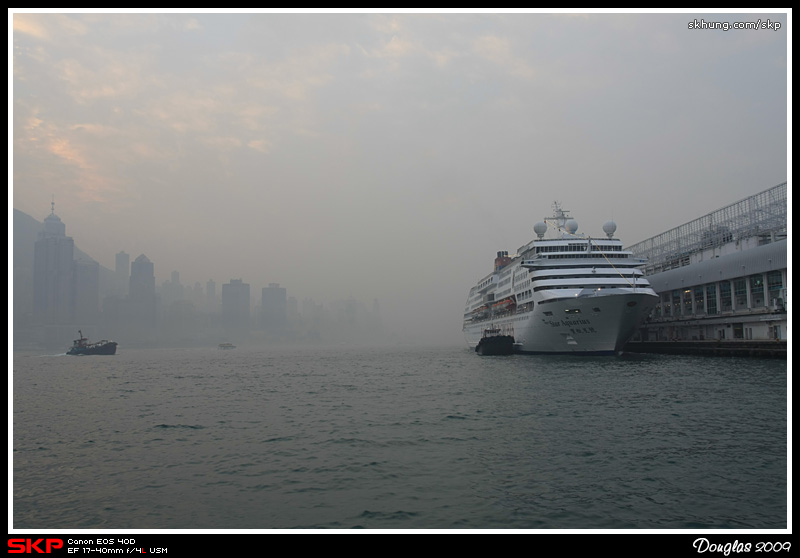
[603, 220, 617, 238]
[565, 219, 579, 234]
[533, 221, 548, 238]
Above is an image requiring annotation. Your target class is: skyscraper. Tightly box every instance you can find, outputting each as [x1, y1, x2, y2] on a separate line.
[130, 254, 155, 301]
[221, 279, 250, 330]
[32, 202, 74, 324]
[206, 279, 217, 313]
[113, 251, 130, 298]
[261, 283, 287, 332]
[129, 254, 157, 330]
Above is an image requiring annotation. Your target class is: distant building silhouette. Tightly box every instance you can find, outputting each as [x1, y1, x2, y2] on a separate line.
[129, 254, 157, 331]
[161, 270, 184, 306]
[113, 250, 130, 297]
[221, 278, 250, 330]
[29, 201, 101, 347]
[32, 202, 74, 324]
[261, 283, 287, 332]
[73, 258, 100, 326]
[206, 279, 218, 314]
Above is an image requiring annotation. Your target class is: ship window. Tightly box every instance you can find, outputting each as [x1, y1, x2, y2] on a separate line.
[592, 307, 601, 313]
[565, 308, 581, 314]
[543, 311, 553, 316]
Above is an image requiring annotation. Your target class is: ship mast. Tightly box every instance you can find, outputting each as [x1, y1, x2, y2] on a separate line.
[550, 202, 571, 228]
[546, 201, 580, 237]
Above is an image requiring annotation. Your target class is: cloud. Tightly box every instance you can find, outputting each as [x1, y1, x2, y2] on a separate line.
[247, 139, 272, 153]
[473, 34, 536, 80]
[19, 121, 124, 205]
[12, 13, 51, 40]
[184, 17, 203, 31]
[13, 12, 89, 41]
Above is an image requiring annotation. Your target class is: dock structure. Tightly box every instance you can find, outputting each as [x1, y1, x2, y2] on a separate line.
[625, 340, 786, 359]
[624, 183, 787, 358]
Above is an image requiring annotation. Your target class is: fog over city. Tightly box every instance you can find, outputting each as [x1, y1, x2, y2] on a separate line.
[11, 10, 789, 346]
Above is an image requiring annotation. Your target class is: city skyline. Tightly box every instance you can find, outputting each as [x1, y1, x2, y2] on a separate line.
[14, 203, 391, 348]
[17, 202, 386, 308]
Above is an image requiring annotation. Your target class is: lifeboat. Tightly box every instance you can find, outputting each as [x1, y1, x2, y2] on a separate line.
[491, 297, 516, 312]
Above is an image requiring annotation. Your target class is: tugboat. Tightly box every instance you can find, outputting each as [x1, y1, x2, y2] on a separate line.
[475, 326, 515, 356]
[66, 330, 118, 356]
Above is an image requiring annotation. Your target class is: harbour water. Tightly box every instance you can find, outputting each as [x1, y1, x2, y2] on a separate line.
[12, 344, 787, 530]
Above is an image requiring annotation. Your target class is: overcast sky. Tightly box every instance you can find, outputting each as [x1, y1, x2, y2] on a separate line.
[10, 10, 789, 344]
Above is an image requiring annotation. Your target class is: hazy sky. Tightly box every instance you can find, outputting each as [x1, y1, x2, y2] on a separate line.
[10, 10, 789, 343]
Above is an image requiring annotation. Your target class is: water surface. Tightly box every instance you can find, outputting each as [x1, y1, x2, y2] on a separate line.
[12, 345, 787, 530]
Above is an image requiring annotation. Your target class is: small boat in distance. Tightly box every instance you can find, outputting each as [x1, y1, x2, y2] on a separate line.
[218, 343, 236, 350]
[67, 330, 118, 356]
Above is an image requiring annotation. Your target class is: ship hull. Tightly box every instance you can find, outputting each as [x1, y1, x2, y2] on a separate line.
[67, 342, 118, 356]
[464, 291, 657, 355]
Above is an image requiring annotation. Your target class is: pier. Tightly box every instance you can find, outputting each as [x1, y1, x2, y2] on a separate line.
[626, 183, 787, 356]
[624, 340, 786, 359]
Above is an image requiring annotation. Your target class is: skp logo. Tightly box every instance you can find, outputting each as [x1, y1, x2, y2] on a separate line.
[8, 539, 64, 554]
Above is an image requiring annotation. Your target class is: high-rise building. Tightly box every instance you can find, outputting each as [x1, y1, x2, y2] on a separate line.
[116, 251, 130, 276]
[221, 279, 250, 330]
[129, 254, 157, 330]
[161, 270, 184, 306]
[32, 202, 74, 324]
[113, 251, 130, 297]
[206, 279, 217, 313]
[130, 254, 155, 301]
[261, 283, 287, 332]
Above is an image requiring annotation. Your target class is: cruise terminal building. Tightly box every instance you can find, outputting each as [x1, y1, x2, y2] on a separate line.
[625, 182, 787, 356]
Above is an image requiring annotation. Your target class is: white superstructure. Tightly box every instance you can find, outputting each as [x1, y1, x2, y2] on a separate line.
[463, 203, 658, 355]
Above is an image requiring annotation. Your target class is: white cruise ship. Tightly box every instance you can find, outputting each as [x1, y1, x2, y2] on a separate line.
[463, 203, 658, 355]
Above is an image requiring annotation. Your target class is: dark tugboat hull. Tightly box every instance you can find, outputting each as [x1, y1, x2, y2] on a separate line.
[67, 342, 117, 356]
[475, 335, 515, 356]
